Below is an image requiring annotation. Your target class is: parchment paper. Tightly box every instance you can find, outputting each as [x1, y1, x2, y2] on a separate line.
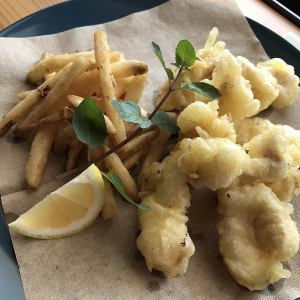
[1, 0, 299, 299]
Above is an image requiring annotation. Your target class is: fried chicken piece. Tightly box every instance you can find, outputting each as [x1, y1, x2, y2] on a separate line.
[137, 152, 195, 278]
[177, 100, 236, 142]
[258, 58, 300, 109]
[217, 183, 299, 290]
[177, 137, 247, 190]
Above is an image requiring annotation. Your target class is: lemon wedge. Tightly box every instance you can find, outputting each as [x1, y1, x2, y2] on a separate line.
[9, 164, 104, 239]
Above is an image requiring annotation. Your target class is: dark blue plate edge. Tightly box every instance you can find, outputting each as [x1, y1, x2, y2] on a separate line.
[0, 0, 167, 38]
[246, 18, 300, 76]
[0, 1, 298, 76]
[0, 1, 73, 37]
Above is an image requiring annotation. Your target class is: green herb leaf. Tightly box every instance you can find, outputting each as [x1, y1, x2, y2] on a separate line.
[175, 40, 197, 68]
[102, 171, 151, 211]
[151, 42, 174, 81]
[112, 100, 152, 129]
[181, 82, 221, 99]
[72, 97, 107, 148]
[165, 67, 174, 81]
[151, 110, 179, 133]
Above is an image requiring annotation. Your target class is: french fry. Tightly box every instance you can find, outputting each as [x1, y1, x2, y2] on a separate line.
[103, 145, 138, 199]
[66, 59, 148, 99]
[101, 179, 117, 220]
[67, 70, 101, 98]
[103, 115, 117, 135]
[54, 123, 75, 154]
[66, 95, 84, 108]
[118, 129, 159, 157]
[44, 72, 56, 81]
[27, 51, 94, 83]
[83, 58, 147, 75]
[114, 77, 130, 99]
[30, 107, 73, 128]
[65, 139, 85, 171]
[14, 57, 89, 136]
[94, 31, 126, 145]
[111, 60, 148, 78]
[124, 74, 147, 102]
[66, 95, 115, 134]
[26, 124, 58, 189]
[86, 51, 123, 70]
[0, 66, 68, 137]
[27, 50, 122, 83]
[17, 90, 34, 101]
[138, 131, 171, 186]
[124, 123, 139, 136]
[123, 150, 146, 170]
[68, 94, 106, 113]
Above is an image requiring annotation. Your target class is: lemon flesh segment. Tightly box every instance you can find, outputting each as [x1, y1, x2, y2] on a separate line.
[9, 164, 105, 239]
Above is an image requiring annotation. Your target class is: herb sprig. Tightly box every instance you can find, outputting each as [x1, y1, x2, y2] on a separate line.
[58, 39, 221, 210]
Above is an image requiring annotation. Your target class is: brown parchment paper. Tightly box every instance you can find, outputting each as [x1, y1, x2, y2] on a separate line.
[0, 0, 299, 299]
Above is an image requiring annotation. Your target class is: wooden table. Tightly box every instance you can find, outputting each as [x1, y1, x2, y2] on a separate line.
[0, 0, 299, 36]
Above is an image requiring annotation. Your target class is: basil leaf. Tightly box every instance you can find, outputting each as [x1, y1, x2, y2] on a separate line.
[102, 171, 151, 211]
[72, 97, 107, 148]
[181, 82, 221, 100]
[175, 40, 197, 68]
[112, 100, 152, 129]
[151, 110, 179, 133]
[151, 42, 174, 81]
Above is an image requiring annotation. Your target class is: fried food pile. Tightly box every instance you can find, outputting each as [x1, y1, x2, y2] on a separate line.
[137, 28, 300, 290]
[1, 26, 299, 291]
[0, 32, 157, 220]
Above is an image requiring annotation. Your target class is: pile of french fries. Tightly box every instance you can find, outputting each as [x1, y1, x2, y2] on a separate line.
[0, 31, 171, 219]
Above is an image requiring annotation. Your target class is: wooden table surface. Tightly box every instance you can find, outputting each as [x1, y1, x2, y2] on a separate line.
[0, 0, 299, 36]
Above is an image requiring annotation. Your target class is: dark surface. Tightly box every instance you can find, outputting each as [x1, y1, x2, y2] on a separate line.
[262, 0, 300, 26]
[0, 0, 299, 299]
[247, 17, 300, 76]
[0, 0, 166, 37]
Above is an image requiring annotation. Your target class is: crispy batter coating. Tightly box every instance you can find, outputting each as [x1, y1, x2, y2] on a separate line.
[177, 100, 236, 142]
[243, 127, 291, 182]
[217, 183, 299, 291]
[211, 51, 260, 122]
[236, 118, 300, 201]
[235, 117, 273, 145]
[143, 27, 300, 288]
[177, 137, 247, 190]
[137, 153, 195, 278]
[258, 58, 300, 109]
[238, 56, 280, 111]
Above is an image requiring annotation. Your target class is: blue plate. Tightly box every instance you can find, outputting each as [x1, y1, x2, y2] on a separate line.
[0, 1, 299, 299]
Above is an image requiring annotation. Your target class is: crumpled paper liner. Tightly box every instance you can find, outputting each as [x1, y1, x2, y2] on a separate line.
[0, 0, 299, 299]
